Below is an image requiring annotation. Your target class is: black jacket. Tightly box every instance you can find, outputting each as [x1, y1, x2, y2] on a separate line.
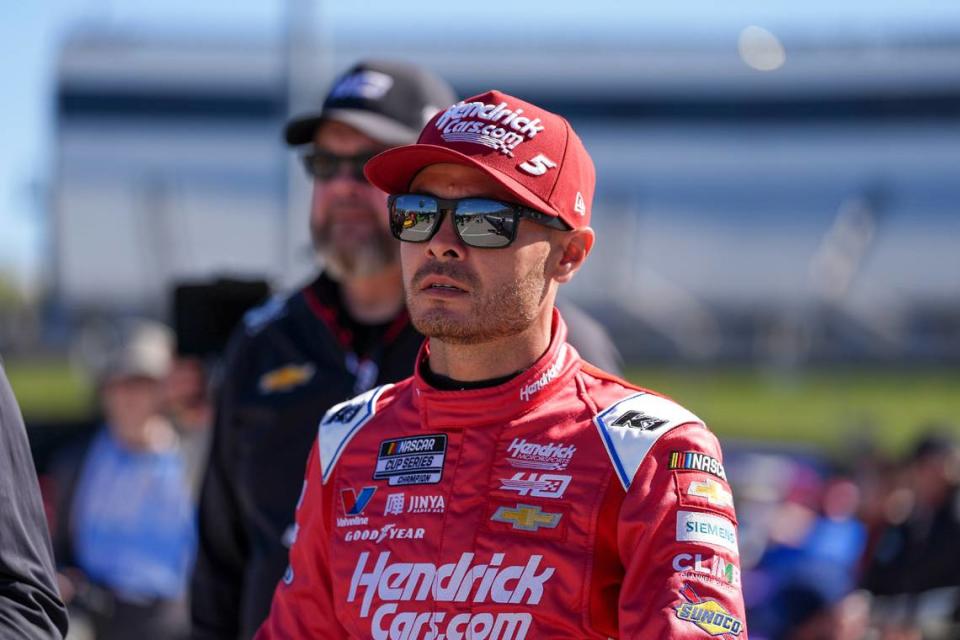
[190, 274, 622, 639]
[0, 359, 69, 639]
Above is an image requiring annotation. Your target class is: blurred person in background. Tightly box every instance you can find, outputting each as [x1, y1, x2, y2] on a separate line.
[164, 355, 214, 500]
[191, 60, 623, 639]
[0, 358, 69, 639]
[50, 320, 197, 640]
[861, 431, 960, 639]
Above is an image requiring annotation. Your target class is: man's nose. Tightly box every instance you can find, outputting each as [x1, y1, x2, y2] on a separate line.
[426, 212, 465, 260]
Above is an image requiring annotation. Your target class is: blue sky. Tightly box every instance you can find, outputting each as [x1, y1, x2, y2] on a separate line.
[2, 0, 959, 290]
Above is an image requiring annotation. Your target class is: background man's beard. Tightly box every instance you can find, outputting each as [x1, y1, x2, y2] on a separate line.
[408, 256, 549, 345]
[312, 225, 399, 280]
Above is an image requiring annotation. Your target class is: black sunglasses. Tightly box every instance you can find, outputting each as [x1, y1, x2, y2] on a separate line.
[301, 149, 383, 182]
[388, 194, 570, 249]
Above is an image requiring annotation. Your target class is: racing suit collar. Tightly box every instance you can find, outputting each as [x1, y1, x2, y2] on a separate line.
[412, 308, 581, 429]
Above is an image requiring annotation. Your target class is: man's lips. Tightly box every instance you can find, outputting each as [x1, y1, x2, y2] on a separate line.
[419, 276, 468, 294]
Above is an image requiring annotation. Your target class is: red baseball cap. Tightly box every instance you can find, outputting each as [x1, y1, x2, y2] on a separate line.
[364, 90, 595, 230]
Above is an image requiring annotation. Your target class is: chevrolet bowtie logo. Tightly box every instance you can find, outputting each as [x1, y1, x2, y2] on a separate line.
[491, 503, 562, 532]
[687, 479, 733, 508]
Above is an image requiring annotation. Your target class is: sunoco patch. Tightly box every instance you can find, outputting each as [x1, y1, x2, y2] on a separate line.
[374, 434, 447, 486]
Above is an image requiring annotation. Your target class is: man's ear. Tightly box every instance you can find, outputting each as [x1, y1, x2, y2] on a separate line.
[553, 227, 595, 284]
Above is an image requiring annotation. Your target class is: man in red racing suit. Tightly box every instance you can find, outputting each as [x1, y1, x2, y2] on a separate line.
[257, 90, 747, 639]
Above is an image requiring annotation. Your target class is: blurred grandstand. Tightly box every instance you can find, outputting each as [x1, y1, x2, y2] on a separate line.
[37, 31, 960, 366]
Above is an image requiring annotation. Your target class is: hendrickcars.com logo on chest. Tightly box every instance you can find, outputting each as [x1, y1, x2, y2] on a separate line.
[347, 551, 554, 639]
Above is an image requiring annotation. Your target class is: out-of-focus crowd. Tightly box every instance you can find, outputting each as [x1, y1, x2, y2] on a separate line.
[733, 430, 960, 640]
[38, 320, 212, 640]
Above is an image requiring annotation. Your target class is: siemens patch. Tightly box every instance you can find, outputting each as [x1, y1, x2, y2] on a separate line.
[676, 510, 738, 554]
[374, 435, 447, 486]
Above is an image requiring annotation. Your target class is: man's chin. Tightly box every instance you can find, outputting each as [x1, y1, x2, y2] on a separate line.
[410, 307, 487, 345]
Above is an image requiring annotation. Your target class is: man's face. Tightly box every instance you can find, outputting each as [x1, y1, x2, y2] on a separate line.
[401, 163, 563, 344]
[309, 121, 396, 279]
[102, 375, 165, 445]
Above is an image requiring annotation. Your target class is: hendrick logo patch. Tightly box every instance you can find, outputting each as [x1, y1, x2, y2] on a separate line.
[374, 434, 447, 486]
[506, 437, 576, 471]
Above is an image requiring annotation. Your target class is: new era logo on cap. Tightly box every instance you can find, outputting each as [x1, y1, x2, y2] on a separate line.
[365, 89, 596, 230]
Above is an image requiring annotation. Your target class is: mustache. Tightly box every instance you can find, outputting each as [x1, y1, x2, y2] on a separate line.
[411, 261, 480, 290]
[321, 197, 381, 217]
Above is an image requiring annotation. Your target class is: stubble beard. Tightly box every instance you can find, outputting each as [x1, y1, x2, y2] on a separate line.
[407, 254, 550, 345]
[311, 212, 399, 280]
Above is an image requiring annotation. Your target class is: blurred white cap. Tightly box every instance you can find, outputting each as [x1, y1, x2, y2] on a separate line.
[99, 320, 174, 383]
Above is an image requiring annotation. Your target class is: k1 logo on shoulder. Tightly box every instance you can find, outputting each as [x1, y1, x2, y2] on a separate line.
[611, 410, 666, 431]
[676, 510, 738, 554]
[374, 434, 447, 486]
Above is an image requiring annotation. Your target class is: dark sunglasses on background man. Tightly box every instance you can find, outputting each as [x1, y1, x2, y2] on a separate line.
[301, 149, 385, 182]
[387, 194, 571, 249]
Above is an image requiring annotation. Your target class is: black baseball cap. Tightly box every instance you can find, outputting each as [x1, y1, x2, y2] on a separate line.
[284, 60, 457, 147]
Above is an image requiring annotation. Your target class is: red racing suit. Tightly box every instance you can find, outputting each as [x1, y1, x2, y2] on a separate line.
[257, 311, 747, 639]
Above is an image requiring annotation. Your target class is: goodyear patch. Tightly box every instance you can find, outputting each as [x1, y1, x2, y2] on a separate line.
[258, 363, 315, 394]
[669, 450, 727, 481]
[373, 434, 447, 486]
[675, 582, 743, 637]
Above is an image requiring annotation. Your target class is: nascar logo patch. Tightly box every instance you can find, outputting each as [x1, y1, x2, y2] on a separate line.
[669, 450, 727, 481]
[373, 434, 447, 486]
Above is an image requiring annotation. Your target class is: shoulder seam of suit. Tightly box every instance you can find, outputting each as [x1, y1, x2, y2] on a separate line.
[318, 384, 393, 484]
[593, 391, 704, 491]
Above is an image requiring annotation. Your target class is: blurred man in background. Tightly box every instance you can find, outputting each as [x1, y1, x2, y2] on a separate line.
[0, 357, 69, 639]
[191, 60, 622, 639]
[51, 320, 197, 640]
[862, 432, 960, 639]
